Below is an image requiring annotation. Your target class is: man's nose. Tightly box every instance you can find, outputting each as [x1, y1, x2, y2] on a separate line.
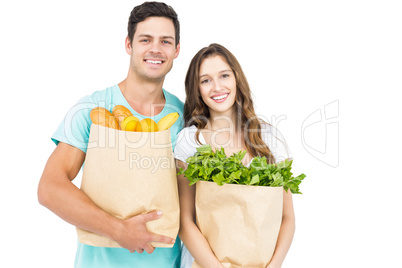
[149, 41, 162, 54]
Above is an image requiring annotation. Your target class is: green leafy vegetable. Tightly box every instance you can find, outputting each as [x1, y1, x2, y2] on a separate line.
[178, 144, 306, 194]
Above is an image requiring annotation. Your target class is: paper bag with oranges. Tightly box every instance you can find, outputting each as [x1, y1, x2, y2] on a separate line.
[76, 106, 180, 248]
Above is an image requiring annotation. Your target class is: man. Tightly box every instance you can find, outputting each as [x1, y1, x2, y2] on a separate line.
[38, 2, 183, 267]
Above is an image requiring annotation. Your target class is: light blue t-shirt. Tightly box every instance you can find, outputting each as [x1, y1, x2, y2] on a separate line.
[52, 84, 184, 268]
[52, 84, 184, 152]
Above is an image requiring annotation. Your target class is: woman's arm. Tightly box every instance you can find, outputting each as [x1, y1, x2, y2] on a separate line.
[266, 189, 296, 268]
[177, 160, 224, 268]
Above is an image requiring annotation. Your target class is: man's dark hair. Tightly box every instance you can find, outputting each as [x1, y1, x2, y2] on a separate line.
[128, 1, 180, 47]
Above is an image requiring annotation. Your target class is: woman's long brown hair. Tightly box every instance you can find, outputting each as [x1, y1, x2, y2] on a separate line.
[184, 43, 275, 163]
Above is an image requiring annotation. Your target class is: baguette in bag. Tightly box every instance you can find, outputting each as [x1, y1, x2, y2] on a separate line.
[77, 124, 180, 248]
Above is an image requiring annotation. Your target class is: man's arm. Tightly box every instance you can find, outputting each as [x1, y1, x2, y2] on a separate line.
[38, 142, 175, 253]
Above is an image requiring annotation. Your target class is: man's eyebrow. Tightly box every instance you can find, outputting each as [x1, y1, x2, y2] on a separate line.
[137, 34, 153, 38]
[136, 34, 174, 40]
[160, 35, 175, 40]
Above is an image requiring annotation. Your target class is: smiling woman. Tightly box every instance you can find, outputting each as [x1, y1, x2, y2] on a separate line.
[183, 43, 276, 162]
[198, 55, 237, 114]
[176, 43, 295, 268]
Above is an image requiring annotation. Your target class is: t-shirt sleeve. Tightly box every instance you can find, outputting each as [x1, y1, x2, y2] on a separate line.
[173, 127, 200, 163]
[51, 96, 97, 153]
[261, 123, 293, 163]
[163, 90, 184, 150]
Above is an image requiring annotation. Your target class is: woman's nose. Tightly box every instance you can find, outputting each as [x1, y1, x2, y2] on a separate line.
[214, 80, 225, 91]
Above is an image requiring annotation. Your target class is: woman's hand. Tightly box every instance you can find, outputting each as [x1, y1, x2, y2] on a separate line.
[265, 189, 295, 268]
[176, 160, 223, 268]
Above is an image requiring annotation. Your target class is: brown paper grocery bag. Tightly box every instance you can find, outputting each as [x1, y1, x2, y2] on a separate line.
[76, 124, 179, 248]
[192, 181, 283, 268]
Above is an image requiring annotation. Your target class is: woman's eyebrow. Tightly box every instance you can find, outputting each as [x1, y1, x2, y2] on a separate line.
[199, 69, 232, 78]
[219, 69, 232, 73]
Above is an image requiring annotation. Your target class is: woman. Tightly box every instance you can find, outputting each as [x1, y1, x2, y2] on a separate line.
[174, 43, 295, 268]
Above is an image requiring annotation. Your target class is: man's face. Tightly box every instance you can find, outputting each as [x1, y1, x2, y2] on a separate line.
[126, 16, 180, 82]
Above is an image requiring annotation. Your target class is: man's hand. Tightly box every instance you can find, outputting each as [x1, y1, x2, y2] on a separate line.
[266, 264, 281, 268]
[39, 143, 175, 255]
[114, 210, 176, 254]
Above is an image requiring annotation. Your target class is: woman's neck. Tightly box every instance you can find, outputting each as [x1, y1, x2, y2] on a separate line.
[203, 109, 252, 164]
[206, 109, 239, 132]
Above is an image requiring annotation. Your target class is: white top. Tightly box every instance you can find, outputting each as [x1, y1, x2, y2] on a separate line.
[174, 123, 293, 268]
[174, 123, 292, 166]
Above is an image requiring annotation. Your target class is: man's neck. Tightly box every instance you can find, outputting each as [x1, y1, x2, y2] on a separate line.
[118, 75, 166, 117]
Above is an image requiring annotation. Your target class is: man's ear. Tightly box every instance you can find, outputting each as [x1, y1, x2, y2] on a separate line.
[125, 36, 132, 55]
[174, 42, 180, 59]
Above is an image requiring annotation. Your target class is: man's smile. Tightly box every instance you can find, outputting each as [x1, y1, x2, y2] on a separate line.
[145, 59, 164, 64]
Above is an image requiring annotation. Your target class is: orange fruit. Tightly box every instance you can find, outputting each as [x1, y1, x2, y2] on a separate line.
[121, 115, 140, 131]
[135, 118, 158, 132]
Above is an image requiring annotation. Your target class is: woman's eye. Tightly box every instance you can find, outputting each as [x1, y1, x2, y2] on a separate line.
[222, 74, 229, 78]
[201, 79, 210, 84]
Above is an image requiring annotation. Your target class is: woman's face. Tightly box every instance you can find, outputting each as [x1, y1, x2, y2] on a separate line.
[198, 55, 237, 116]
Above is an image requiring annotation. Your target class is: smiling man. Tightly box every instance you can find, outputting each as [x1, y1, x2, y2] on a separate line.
[38, 2, 183, 267]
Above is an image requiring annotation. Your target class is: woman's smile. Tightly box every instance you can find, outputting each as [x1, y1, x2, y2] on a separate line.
[199, 55, 236, 114]
[211, 93, 229, 102]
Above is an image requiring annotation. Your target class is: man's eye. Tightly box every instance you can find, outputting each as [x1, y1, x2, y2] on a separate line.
[162, 40, 172, 44]
[141, 39, 150, 43]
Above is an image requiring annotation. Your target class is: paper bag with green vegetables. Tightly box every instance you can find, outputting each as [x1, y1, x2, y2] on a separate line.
[179, 145, 305, 268]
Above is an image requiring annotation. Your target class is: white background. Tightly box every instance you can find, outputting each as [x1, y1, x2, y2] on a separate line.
[1, 0, 401, 267]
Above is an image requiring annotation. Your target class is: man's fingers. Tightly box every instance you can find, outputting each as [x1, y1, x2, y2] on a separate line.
[121, 211, 174, 253]
[151, 233, 175, 245]
[141, 210, 163, 223]
[144, 244, 155, 254]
